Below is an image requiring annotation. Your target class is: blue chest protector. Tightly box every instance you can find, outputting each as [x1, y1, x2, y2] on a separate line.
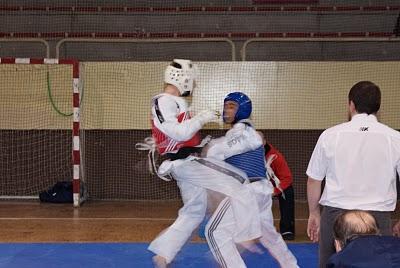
[225, 146, 267, 179]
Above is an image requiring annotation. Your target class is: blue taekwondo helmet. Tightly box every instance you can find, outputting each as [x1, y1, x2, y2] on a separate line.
[223, 92, 252, 123]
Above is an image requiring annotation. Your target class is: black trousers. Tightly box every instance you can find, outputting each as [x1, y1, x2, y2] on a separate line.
[277, 185, 295, 234]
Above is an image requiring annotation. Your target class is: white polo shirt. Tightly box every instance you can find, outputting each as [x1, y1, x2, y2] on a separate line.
[307, 113, 400, 211]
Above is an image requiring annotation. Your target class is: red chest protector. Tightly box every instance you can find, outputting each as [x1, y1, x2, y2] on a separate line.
[151, 109, 201, 155]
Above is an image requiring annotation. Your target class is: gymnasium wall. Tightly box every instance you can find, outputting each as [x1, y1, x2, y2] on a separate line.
[1, 61, 399, 129]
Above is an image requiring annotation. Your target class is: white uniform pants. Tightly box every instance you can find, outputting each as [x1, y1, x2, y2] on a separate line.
[148, 156, 262, 263]
[166, 156, 262, 242]
[205, 180, 298, 268]
[148, 180, 207, 263]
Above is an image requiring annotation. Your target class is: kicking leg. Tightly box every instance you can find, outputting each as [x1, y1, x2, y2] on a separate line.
[148, 181, 207, 264]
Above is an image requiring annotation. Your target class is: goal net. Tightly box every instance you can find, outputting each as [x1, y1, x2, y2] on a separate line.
[0, 58, 81, 206]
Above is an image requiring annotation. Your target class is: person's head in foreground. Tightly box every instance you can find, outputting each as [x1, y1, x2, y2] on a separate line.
[333, 210, 380, 252]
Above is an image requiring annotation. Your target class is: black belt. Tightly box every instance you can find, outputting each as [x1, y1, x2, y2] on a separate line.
[249, 177, 265, 183]
[165, 147, 202, 160]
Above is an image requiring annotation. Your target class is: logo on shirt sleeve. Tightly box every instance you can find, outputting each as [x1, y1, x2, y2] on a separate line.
[227, 135, 244, 147]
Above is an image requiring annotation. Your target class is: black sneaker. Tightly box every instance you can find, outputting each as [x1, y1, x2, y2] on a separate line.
[281, 232, 295, 241]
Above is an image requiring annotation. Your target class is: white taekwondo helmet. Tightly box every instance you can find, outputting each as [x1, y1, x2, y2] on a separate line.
[164, 59, 198, 96]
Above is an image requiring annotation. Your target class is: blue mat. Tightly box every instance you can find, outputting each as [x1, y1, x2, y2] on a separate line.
[0, 243, 317, 268]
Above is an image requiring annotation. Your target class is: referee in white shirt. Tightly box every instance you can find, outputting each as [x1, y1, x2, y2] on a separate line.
[306, 81, 400, 268]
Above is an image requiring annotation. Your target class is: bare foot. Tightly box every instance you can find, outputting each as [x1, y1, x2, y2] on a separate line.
[152, 255, 168, 268]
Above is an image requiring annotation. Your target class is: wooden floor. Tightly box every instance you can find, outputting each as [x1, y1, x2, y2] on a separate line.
[0, 200, 398, 243]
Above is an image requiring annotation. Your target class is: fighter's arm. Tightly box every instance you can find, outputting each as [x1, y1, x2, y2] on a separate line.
[206, 123, 262, 160]
[154, 96, 216, 142]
